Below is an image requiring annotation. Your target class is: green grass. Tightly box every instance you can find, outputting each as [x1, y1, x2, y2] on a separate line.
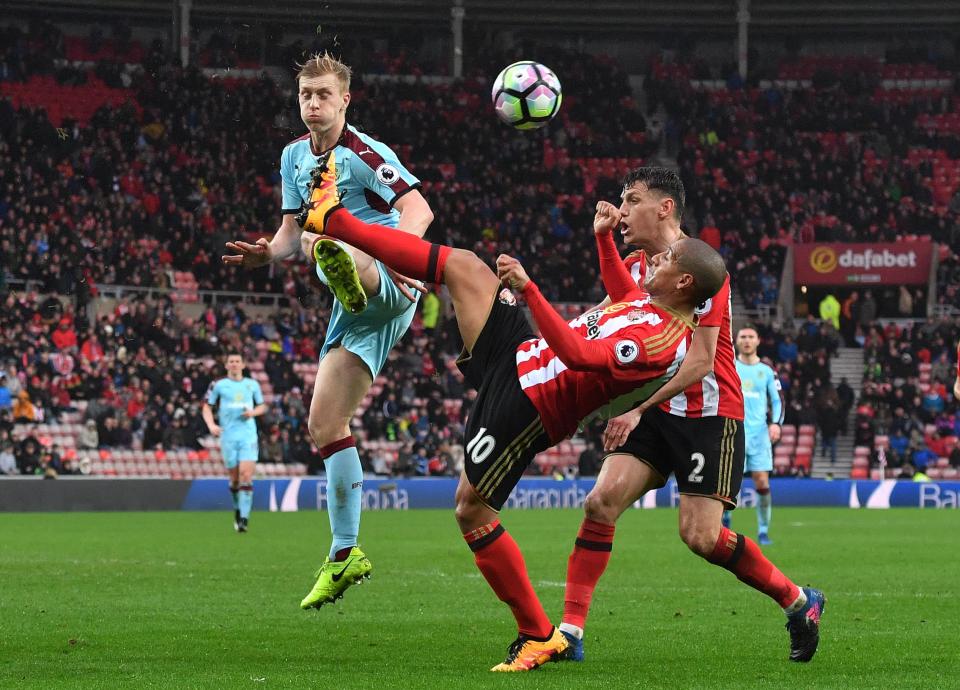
[0, 508, 956, 689]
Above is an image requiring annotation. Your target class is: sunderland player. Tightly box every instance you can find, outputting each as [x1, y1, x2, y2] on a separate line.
[202, 353, 268, 532]
[297, 154, 727, 670]
[559, 169, 824, 664]
[728, 326, 783, 544]
[222, 54, 433, 607]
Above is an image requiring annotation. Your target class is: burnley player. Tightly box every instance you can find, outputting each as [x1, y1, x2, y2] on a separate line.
[559, 170, 824, 664]
[730, 326, 783, 544]
[222, 53, 433, 608]
[297, 153, 727, 670]
[202, 353, 268, 532]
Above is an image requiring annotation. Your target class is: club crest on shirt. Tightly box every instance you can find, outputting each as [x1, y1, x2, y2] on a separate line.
[498, 288, 517, 306]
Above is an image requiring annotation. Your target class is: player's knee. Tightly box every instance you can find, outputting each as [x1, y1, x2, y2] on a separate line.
[583, 489, 621, 523]
[454, 485, 484, 529]
[679, 521, 716, 558]
[446, 248, 486, 280]
[307, 417, 345, 448]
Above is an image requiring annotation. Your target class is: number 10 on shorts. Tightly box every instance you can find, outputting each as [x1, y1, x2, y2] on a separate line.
[467, 428, 496, 464]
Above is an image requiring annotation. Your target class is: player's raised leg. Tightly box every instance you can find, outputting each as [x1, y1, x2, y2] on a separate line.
[305, 182, 502, 353]
[559, 454, 663, 660]
[300, 347, 374, 609]
[297, 151, 378, 315]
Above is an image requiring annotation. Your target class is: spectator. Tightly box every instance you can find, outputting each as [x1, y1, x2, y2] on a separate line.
[0, 373, 11, 411]
[0, 438, 16, 475]
[898, 286, 914, 317]
[577, 441, 601, 477]
[858, 292, 877, 330]
[818, 294, 841, 331]
[421, 288, 440, 331]
[16, 435, 42, 475]
[411, 445, 430, 476]
[777, 335, 798, 365]
[78, 419, 99, 449]
[841, 291, 859, 346]
[816, 391, 842, 464]
[12, 391, 38, 423]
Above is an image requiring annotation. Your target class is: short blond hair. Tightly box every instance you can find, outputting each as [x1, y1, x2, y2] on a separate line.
[296, 52, 351, 93]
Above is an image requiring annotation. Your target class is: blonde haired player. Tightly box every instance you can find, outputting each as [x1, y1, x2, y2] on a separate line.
[223, 53, 433, 608]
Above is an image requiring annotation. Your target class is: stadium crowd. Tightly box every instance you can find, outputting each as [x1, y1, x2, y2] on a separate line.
[1, 20, 959, 477]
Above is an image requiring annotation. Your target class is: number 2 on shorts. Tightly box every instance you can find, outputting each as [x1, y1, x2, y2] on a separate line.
[688, 452, 705, 483]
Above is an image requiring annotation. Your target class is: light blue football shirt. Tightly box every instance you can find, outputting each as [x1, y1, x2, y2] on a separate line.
[280, 123, 420, 227]
[205, 377, 264, 441]
[735, 359, 783, 438]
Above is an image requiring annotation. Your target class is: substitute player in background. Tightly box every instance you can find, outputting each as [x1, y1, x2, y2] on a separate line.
[202, 353, 267, 533]
[297, 152, 729, 670]
[222, 53, 433, 607]
[559, 171, 823, 665]
[727, 326, 783, 545]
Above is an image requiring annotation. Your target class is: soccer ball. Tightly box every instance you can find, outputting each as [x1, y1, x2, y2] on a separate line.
[491, 61, 562, 130]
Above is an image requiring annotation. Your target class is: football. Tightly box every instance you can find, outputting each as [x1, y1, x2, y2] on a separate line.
[491, 61, 562, 130]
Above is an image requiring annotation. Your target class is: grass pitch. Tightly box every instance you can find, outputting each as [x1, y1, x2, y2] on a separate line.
[1, 508, 956, 689]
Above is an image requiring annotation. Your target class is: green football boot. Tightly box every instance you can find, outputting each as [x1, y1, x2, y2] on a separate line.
[313, 238, 368, 315]
[300, 547, 373, 609]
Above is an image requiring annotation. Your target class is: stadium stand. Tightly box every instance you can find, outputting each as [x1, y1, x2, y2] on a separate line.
[1, 19, 958, 479]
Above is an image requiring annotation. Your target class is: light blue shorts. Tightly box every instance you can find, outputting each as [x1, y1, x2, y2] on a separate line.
[221, 436, 259, 468]
[319, 259, 419, 378]
[744, 432, 773, 473]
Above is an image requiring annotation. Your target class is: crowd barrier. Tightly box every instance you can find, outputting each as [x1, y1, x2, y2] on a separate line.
[4, 477, 958, 511]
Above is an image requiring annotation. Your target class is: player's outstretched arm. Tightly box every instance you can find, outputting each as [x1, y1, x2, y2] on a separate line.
[222, 214, 303, 268]
[498, 254, 630, 373]
[594, 201, 637, 303]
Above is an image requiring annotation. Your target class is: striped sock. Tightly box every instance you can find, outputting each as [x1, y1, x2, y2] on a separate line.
[707, 526, 799, 607]
[464, 520, 553, 639]
[563, 518, 616, 629]
[326, 207, 451, 284]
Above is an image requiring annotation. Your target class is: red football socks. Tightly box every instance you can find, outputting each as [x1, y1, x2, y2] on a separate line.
[563, 518, 616, 629]
[464, 520, 553, 639]
[325, 208, 450, 284]
[707, 526, 800, 608]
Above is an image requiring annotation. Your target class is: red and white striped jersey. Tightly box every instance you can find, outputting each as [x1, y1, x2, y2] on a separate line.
[623, 250, 744, 420]
[516, 294, 694, 444]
